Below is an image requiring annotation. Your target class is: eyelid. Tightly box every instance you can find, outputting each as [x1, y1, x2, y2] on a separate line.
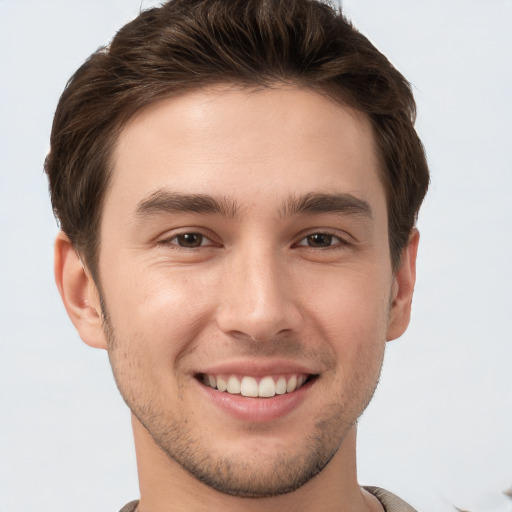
[294, 229, 352, 247]
[157, 228, 220, 248]
[171, 234, 211, 247]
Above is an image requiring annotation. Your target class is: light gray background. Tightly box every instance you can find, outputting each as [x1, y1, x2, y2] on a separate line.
[1, 1, 511, 511]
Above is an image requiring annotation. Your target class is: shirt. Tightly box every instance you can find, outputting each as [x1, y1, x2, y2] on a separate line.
[118, 486, 418, 511]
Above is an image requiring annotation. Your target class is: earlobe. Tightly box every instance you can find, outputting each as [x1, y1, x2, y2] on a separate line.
[386, 228, 420, 342]
[54, 232, 108, 349]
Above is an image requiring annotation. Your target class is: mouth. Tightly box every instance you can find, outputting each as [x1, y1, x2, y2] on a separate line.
[194, 362, 320, 422]
[196, 373, 317, 398]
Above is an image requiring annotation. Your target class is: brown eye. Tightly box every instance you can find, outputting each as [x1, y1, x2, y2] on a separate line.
[173, 233, 205, 248]
[305, 233, 334, 247]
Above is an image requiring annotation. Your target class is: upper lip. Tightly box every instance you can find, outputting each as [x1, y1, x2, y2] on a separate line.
[195, 359, 320, 377]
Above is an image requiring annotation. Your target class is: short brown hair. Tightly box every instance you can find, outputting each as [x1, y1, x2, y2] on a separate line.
[45, 0, 429, 279]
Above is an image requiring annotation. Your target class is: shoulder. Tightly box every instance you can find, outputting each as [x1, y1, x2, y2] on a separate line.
[364, 486, 419, 512]
[118, 500, 139, 512]
[118, 491, 417, 512]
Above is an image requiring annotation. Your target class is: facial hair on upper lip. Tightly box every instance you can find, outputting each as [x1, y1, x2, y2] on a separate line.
[182, 330, 338, 375]
[97, 291, 385, 499]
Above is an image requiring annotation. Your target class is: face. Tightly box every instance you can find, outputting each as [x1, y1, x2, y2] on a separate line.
[93, 87, 405, 496]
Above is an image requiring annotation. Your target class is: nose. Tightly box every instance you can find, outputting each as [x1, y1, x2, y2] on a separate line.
[216, 247, 302, 342]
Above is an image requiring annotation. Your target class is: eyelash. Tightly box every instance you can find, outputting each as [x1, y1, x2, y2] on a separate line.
[158, 230, 350, 250]
[158, 232, 218, 250]
[295, 232, 350, 249]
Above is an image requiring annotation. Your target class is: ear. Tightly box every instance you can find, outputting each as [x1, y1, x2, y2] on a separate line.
[386, 228, 420, 342]
[54, 232, 108, 349]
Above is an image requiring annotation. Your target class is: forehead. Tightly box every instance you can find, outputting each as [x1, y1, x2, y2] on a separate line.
[108, 86, 384, 218]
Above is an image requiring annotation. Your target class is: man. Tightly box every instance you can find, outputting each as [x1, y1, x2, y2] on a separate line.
[45, 0, 429, 510]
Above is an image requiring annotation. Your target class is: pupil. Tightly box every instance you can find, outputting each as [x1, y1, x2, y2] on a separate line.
[308, 234, 332, 247]
[179, 233, 202, 247]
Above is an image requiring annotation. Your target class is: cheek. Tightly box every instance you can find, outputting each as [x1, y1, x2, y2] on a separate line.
[298, 264, 392, 340]
[296, 265, 390, 383]
[101, 263, 218, 367]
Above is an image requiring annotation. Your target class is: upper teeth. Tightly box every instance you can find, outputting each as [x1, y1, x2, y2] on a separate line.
[202, 374, 308, 398]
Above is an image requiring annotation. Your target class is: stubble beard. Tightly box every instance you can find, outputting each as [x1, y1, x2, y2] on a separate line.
[140, 405, 350, 498]
[100, 298, 384, 498]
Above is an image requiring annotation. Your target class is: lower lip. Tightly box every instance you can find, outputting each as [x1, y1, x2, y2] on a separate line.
[198, 379, 314, 423]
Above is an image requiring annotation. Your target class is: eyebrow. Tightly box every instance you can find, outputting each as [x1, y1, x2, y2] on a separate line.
[135, 190, 372, 220]
[136, 190, 238, 218]
[280, 192, 372, 219]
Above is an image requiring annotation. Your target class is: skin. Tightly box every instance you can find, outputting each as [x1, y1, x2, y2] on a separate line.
[55, 86, 418, 512]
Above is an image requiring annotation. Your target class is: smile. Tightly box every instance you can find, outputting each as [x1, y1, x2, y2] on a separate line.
[199, 373, 313, 398]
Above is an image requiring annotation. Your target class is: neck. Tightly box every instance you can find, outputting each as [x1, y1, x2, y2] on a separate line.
[132, 415, 382, 512]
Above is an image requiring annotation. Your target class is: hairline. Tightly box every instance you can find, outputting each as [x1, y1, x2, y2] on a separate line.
[80, 81, 399, 284]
